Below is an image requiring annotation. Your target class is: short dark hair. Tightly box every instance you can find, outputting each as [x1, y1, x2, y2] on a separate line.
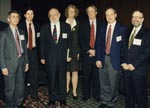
[132, 10, 144, 18]
[86, 5, 98, 13]
[8, 10, 20, 16]
[8, 10, 20, 18]
[24, 6, 34, 14]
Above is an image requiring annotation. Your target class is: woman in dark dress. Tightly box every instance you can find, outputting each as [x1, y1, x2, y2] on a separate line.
[65, 5, 80, 100]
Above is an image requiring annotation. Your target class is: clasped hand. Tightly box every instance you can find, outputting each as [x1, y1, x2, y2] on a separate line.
[121, 63, 135, 71]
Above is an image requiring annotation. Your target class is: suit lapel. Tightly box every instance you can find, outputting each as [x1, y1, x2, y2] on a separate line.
[48, 22, 54, 42]
[22, 21, 28, 41]
[7, 27, 17, 52]
[33, 22, 38, 40]
[57, 22, 62, 44]
[134, 26, 144, 39]
[111, 23, 118, 45]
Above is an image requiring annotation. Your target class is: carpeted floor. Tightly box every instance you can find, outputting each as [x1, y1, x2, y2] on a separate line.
[0, 77, 150, 108]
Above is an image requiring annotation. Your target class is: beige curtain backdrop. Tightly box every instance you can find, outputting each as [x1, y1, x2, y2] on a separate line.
[0, 0, 11, 22]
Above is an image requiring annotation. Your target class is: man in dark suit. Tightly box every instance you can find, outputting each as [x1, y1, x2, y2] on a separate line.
[0, 21, 8, 31]
[0, 10, 29, 108]
[40, 8, 72, 108]
[96, 8, 126, 108]
[19, 7, 40, 100]
[121, 10, 150, 108]
[0, 20, 8, 102]
[78, 5, 100, 102]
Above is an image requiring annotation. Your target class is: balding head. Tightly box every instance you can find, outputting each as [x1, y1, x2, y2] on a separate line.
[48, 8, 60, 23]
[105, 8, 117, 24]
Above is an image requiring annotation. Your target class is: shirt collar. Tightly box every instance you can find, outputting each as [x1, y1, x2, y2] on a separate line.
[51, 21, 60, 26]
[26, 20, 33, 25]
[89, 19, 96, 24]
[133, 25, 142, 32]
[66, 19, 77, 28]
[107, 21, 116, 28]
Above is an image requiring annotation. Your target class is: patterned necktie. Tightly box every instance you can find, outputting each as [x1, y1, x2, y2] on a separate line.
[105, 25, 112, 55]
[15, 29, 22, 58]
[28, 23, 32, 50]
[53, 25, 57, 43]
[128, 28, 136, 48]
[89, 22, 95, 48]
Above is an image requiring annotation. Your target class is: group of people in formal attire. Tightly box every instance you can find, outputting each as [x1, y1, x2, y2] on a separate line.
[0, 4, 150, 108]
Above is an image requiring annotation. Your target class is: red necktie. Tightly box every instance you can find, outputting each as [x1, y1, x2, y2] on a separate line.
[105, 25, 112, 54]
[53, 25, 57, 43]
[28, 23, 32, 50]
[15, 29, 22, 58]
[89, 22, 95, 48]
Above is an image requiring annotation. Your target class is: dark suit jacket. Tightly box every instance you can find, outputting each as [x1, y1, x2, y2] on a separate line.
[121, 26, 150, 75]
[18, 21, 40, 50]
[40, 21, 72, 66]
[0, 27, 28, 73]
[78, 19, 101, 62]
[96, 22, 126, 71]
[0, 21, 8, 31]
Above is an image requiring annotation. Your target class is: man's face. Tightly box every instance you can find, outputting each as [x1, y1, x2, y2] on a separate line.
[8, 13, 19, 26]
[87, 7, 97, 20]
[48, 9, 60, 23]
[24, 10, 34, 21]
[105, 9, 117, 23]
[132, 11, 144, 27]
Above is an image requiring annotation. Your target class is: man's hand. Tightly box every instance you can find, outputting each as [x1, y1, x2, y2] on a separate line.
[96, 61, 102, 68]
[25, 64, 29, 72]
[121, 63, 129, 70]
[128, 64, 135, 71]
[2, 68, 9, 76]
[41, 59, 45, 64]
[77, 54, 80, 60]
[67, 57, 72, 62]
[87, 49, 95, 57]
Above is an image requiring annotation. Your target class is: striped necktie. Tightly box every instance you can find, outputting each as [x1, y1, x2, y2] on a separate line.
[89, 22, 95, 48]
[15, 29, 22, 58]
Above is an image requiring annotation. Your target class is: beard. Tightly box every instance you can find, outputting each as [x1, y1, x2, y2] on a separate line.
[132, 20, 141, 27]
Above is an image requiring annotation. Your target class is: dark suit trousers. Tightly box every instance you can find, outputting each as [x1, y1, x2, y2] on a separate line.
[82, 57, 100, 99]
[125, 72, 147, 108]
[0, 71, 5, 101]
[4, 57, 25, 107]
[47, 62, 66, 104]
[26, 48, 39, 98]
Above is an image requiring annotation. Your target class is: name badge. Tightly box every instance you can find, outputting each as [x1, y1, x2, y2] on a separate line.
[133, 38, 142, 46]
[20, 35, 25, 40]
[116, 35, 122, 42]
[62, 33, 67, 39]
[37, 32, 40, 38]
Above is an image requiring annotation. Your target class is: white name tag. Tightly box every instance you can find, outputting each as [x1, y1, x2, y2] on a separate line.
[116, 36, 122, 42]
[133, 38, 142, 46]
[20, 35, 25, 40]
[62, 33, 67, 39]
[37, 32, 40, 38]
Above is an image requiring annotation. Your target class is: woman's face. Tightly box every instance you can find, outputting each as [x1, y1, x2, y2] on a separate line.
[68, 7, 75, 18]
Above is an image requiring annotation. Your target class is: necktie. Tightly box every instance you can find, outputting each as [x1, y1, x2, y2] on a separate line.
[28, 23, 32, 50]
[15, 29, 22, 58]
[105, 25, 112, 55]
[53, 25, 57, 43]
[89, 22, 95, 48]
[128, 29, 136, 48]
